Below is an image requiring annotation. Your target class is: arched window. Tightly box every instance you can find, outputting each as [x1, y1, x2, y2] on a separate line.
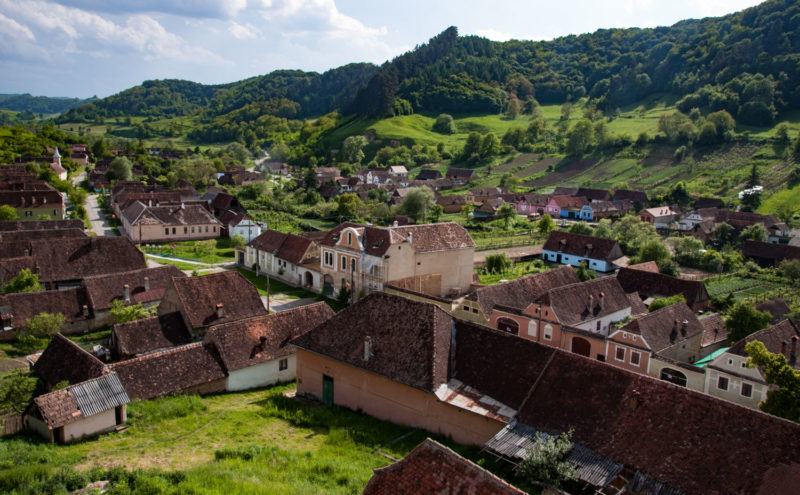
[527, 321, 537, 337]
[660, 368, 687, 387]
[497, 318, 519, 335]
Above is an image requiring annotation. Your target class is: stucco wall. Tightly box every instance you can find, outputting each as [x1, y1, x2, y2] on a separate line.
[227, 355, 296, 392]
[541, 250, 614, 272]
[296, 350, 505, 445]
[606, 341, 650, 375]
[25, 415, 53, 442]
[16, 206, 64, 220]
[62, 408, 117, 443]
[704, 353, 768, 409]
[648, 357, 706, 392]
[125, 221, 220, 243]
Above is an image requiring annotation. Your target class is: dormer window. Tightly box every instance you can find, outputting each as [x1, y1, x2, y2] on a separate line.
[348, 232, 352, 244]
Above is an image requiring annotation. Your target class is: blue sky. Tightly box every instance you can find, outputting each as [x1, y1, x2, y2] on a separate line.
[0, 0, 763, 98]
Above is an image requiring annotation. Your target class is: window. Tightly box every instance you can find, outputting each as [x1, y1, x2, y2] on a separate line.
[347, 232, 352, 244]
[544, 325, 553, 341]
[164, 228, 169, 235]
[341, 255, 346, 269]
[184, 227, 188, 234]
[53, 209, 57, 216]
[213, 226, 216, 232]
[596, 320, 602, 331]
[351, 258, 356, 272]
[527, 321, 537, 337]
[741, 382, 753, 397]
[717, 376, 729, 391]
[615, 347, 626, 362]
[191, 227, 195, 233]
[25, 210, 32, 216]
[205, 226, 209, 232]
[472, 308, 478, 314]
[279, 358, 288, 371]
[172, 227, 176, 234]
[630, 351, 641, 366]
[463, 306, 469, 311]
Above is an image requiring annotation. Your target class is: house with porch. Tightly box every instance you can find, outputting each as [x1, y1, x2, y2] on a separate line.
[541, 231, 623, 272]
[318, 222, 475, 299]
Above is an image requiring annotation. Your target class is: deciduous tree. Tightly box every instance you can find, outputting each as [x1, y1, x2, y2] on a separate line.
[725, 302, 771, 342]
[2, 269, 41, 294]
[0, 205, 18, 221]
[746, 340, 800, 422]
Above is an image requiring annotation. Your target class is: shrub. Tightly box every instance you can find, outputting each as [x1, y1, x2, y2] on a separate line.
[649, 294, 686, 312]
[486, 254, 512, 274]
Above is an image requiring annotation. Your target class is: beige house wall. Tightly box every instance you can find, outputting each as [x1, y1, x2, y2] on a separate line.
[648, 356, 706, 392]
[296, 349, 505, 445]
[15, 205, 64, 220]
[25, 415, 53, 442]
[124, 221, 220, 243]
[657, 334, 703, 364]
[61, 408, 118, 443]
[704, 352, 769, 409]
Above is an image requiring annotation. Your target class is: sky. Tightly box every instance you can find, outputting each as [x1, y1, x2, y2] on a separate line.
[0, 0, 764, 99]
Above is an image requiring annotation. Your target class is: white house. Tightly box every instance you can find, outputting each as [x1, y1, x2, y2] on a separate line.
[204, 302, 335, 391]
[244, 229, 322, 292]
[230, 217, 263, 243]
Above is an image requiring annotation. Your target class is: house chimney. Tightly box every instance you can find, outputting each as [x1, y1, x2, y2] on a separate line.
[123, 284, 131, 303]
[670, 320, 679, 344]
[586, 294, 594, 312]
[82, 305, 90, 318]
[363, 336, 372, 362]
[143, 277, 150, 291]
[598, 292, 605, 311]
[216, 303, 224, 319]
[681, 320, 688, 337]
[393, 220, 399, 227]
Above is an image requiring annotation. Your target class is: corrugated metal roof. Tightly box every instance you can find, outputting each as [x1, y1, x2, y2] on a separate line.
[70, 372, 130, 417]
[434, 379, 517, 422]
[629, 470, 686, 495]
[485, 422, 623, 488]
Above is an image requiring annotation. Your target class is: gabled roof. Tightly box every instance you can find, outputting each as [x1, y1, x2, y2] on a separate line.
[616, 267, 709, 306]
[34, 334, 107, 387]
[0, 228, 86, 243]
[0, 219, 83, 232]
[205, 302, 334, 372]
[247, 229, 316, 265]
[112, 312, 193, 358]
[436, 194, 466, 206]
[167, 271, 267, 329]
[321, 222, 474, 256]
[623, 303, 704, 352]
[0, 237, 146, 283]
[415, 169, 442, 180]
[109, 342, 226, 400]
[743, 240, 800, 262]
[544, 277, 631, 327]
[698, 313, 728, 347]
[576, 187, 611, 202]
[549, 195, 586, 209]
[292, 292, 452, 393]
[693, 197, 724, 209]
[515, 350, 800, 495]
[83, 265, 185, 312]
[122, 201, 219, 227]
[756, 298, 792, 324]
[728, 319, 800, 361]
[363, 438, 526, 495]
[33, 373, 129, 429]
[643, 206, 677, 218]
[542, 231, 622, 261]
[446, 167, 477, 178]
[0, 189, 63, 208]
[626, 261, 659, 273]
[613, 189, 648, 203]
[0, 287, 92, 328]
[466, 266, 580, 315]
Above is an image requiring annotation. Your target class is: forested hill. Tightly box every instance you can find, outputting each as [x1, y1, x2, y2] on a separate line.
[59, 0, 799, 133]
[0, 94, 96, 115]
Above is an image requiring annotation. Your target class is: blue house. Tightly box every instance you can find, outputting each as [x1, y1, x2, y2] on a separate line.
[541, 231, 624, 272]
[579, 204, 594, 221]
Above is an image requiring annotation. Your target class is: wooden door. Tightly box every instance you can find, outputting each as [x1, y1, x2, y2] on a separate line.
[322, 375, 334, 406]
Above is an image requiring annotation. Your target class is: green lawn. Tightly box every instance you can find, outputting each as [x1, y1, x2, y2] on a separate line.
[235, 268, 347, 312]
[141, 238, 237, 264]
[0, 385, 524, 495]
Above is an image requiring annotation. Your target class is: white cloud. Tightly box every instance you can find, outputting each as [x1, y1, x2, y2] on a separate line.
[228, 21, 261, 40]
[0, 12, 35, 41]
[53, 0, 248, 19]
[473, 28, 513, 42]
[0, 0, 226, 63]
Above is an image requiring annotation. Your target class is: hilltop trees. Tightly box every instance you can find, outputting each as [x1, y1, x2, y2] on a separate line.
[433, 114, 456, 134]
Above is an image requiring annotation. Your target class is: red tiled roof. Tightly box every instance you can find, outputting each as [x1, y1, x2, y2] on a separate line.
[292, 292, 452, 393]
[616, 268, 709, 307]
[544, 277, 631, 327]
[0, 219, 83, 232]
[743, 240, 800, 262]
[542, 231, 622, 261]
[363, 438, 526, 495]
[112, 312, 193, 359]
[0, 229, 85, 243]
[516, 350, 800, 495]
[755, 298, 792, 324]
[33, 334, 107, 388]
[626, 261, 659, 273]
[389, 223, 475, 252]
[0, 288, 92, 328]
[698, 313, 728, 347]
[466, 266, 580, 315]
[109, 342, 226, 400]
[83, 265, 185, 312]
[205, 302, 334, 372]
[248, 229, 316, 265]
[623, 303, 704, 352]
[728, 319, 800, 359]
[0, 237, 147, 283]
[168, 271, 267, 329]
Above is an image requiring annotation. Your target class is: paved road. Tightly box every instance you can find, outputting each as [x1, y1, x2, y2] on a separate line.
[262, 295, 319, 313]
[86, 193, 117, 237]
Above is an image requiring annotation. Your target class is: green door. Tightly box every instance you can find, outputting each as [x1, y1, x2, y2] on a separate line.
[322, 375, 334, 406]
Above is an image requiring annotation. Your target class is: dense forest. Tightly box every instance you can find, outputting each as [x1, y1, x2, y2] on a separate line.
[0, 94, 96, 115]
[56, 0, 800, 142]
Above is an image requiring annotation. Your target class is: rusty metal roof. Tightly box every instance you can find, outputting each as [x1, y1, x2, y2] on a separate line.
[434, 379, 516, 422]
